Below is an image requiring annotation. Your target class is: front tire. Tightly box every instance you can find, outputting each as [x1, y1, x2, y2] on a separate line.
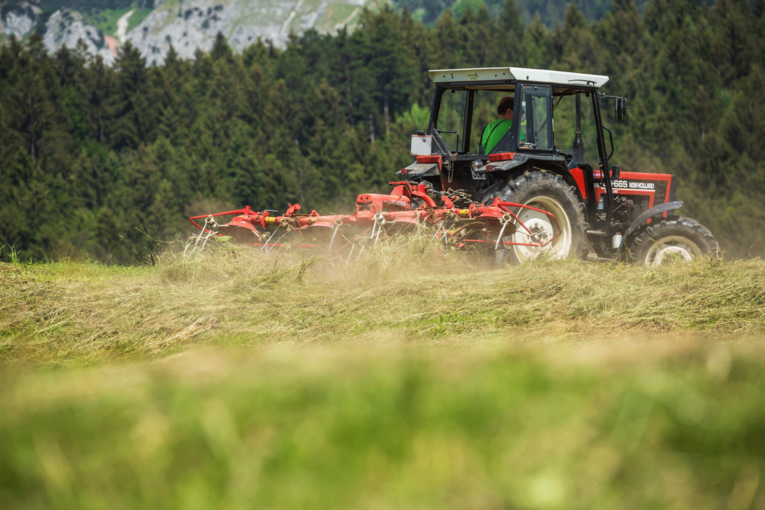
[486, 171, 589, 265]
[631, 217, 719, 267]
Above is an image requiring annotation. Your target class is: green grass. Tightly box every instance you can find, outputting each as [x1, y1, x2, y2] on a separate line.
[2, 343, 765, 509]
[84, 7, 134, 37]
[1, 240, 764, 507]
[126, 9, 153, 33]
[316, 2, 362, 31]
[0, 345, 765, 509]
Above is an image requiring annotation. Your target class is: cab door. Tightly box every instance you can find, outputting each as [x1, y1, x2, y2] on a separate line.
[517, 84, 554, 152]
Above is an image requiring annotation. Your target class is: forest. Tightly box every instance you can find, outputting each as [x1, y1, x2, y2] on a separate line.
[1, 0, 764, 264]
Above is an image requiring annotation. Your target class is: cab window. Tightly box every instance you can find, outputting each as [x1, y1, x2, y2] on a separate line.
[469, 90, 516, 154]
[520, 85, 553, 151]
[553, 92, 601, 165]
[433, 89, 467, 153]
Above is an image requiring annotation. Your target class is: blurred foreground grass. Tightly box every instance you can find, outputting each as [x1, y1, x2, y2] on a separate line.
[1, 241, 764, 508]
[2, 344, 765, 509]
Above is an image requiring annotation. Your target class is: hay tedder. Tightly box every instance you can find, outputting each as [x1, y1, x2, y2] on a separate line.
[191, 67, 719, 266]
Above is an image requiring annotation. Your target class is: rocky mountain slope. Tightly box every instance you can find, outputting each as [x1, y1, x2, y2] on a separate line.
[0, 0, 668, 65]
[0, 0, 373, 65]
[127, 0, 369, 65]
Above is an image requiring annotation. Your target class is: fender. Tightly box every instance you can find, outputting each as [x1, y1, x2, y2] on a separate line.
[625, 201, 683, 238]
[398, 161, 440, 178]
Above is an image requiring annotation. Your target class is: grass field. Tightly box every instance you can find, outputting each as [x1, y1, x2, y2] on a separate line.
[126, 9, 152, 33]
[1, 240, 764, 508]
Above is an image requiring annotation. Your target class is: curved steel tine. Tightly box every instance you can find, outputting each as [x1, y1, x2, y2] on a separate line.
[261, 225, 280, 252]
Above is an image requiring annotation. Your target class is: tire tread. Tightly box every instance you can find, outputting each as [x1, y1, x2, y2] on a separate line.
[486, 170, 589, 263]
[631, 217, 720, 264]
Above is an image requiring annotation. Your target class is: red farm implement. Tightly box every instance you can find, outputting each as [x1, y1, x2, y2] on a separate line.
[189, 181, 564, 260]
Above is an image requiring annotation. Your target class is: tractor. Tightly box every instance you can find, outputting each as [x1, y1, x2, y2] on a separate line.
[191, 66, 719, 266]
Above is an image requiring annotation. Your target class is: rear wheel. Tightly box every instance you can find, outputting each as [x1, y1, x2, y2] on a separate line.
[486, 171, 589, 265]
[631, 217, 719, 267]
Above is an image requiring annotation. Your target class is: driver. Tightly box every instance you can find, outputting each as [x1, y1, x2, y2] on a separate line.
[480, 96, 524, 153]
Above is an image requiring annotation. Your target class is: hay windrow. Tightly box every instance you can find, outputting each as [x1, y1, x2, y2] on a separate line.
[1, 237, 763, 366]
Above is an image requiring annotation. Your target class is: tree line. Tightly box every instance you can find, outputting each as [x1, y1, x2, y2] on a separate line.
[1, 0, 764, 263]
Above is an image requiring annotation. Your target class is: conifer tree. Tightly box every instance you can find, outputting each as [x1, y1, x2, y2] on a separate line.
[499, 0, 525, 63]
[524, 14, 552, 68]
[211, 32, 234, 62]
[108, 42, 148, 150]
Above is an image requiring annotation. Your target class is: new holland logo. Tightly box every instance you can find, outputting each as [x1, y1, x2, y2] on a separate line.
[467, 73, 479, 80]
[612, 180, 655, 190]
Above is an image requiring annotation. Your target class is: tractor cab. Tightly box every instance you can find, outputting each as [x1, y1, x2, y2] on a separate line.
[402, 67, 629, 240]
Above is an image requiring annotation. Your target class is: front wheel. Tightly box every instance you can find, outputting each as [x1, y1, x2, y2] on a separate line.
[631, 217, 719, 267]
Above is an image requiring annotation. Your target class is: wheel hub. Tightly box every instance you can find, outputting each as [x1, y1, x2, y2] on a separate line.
[528, 223, 551, 243]
[647, 238, 700, 267]
[511, 197, 571, 262]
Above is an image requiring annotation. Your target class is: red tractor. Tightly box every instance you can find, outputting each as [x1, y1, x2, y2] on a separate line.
[191, 66, 718, 266]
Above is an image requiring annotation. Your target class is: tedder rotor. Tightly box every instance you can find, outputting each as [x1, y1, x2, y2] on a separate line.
[189, 181, 564, 260]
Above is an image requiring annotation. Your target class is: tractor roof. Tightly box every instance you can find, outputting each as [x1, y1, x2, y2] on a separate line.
[428, 67, 609, 89]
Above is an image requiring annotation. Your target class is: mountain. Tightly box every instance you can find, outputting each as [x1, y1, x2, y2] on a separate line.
[0, 0, 715, 65]
[126, 0, 370, 65]
[0, 0, 374, 65]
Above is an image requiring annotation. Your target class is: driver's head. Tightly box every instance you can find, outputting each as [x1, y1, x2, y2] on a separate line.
[497, 97, 514, 119]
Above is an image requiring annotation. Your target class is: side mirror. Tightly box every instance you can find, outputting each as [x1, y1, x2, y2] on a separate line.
[611, 164, 621, 180]
[614, 97, 628, 122]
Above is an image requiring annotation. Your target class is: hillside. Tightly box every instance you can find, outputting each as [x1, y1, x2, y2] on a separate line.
[126, 0, 372, 65]
[1, 0, 376, 65]
[2, 1, 763, 265]
[1, 246, 765, 507]
[0, 0, 681, 64]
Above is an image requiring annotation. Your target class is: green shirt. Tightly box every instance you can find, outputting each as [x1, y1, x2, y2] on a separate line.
[480, 118, 525, 153]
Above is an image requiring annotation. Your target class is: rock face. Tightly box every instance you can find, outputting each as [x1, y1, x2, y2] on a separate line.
[127, 0, 370, 66]
[0, 2, 41, 37]
[42, 9, 114, 63]
[1, 0, 371, 66]
[1, 2, 40, 37]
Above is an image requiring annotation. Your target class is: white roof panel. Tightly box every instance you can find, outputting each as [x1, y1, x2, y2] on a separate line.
[428, 67, 609, 88]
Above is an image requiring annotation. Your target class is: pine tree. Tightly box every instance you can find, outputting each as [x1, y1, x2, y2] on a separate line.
[434, 8, 461, 68]
[211, 32, 234, 62]
[709, 0, 755, 87]
[523, 15, 551, 68]
[499, 0, 525, 63]
[107, 41, 156, 151]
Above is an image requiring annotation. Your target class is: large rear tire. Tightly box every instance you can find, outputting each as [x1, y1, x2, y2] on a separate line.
[631, 217, 719, 267]
[486, 171, 589, 265]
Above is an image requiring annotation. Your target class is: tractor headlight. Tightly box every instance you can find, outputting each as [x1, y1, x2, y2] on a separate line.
[471, 160, 484, 172]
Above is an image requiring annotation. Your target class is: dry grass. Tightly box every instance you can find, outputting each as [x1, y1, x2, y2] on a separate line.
[1, 235, 764, 366]
[2, 237, 765, 508]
